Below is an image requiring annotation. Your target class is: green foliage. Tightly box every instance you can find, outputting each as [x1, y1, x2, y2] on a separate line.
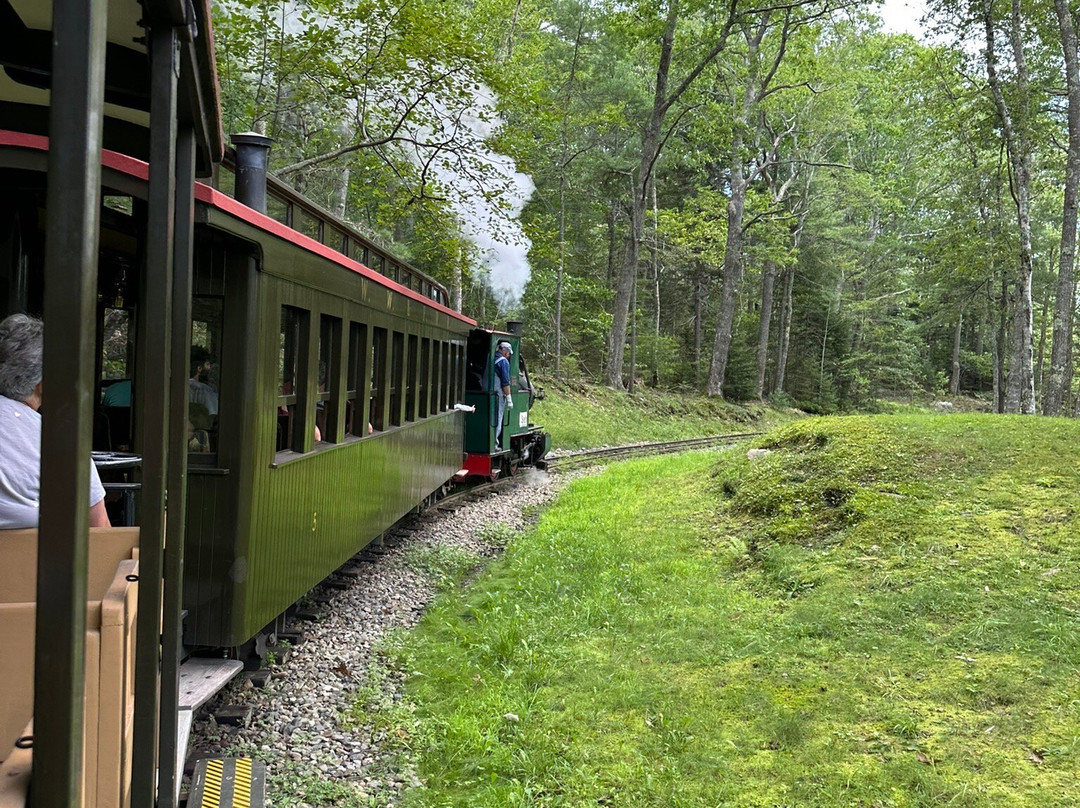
[531, 377, 795, 449]
[397, 415, 1080, 806]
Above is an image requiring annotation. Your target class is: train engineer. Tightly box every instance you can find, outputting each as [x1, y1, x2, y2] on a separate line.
[494, 340, 513, 447]
[0, 313, 110, 529]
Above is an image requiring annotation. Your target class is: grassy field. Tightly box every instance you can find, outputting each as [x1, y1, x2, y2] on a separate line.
[530, 378, 795, 449]
[388, 414, 1080, 807]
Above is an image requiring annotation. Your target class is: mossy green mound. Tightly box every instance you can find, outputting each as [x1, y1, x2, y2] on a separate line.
[395, 414, 1080, 807]
[531, 377, 795, 449]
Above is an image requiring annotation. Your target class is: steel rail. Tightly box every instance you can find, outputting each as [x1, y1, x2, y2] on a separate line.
[545, 432, 761, 469]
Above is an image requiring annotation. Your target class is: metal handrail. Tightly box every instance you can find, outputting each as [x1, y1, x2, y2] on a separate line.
[216, 151, 451, 307]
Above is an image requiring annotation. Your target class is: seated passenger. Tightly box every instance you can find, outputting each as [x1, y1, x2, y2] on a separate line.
[0, 313, 110, 529]
[189, 346, 218, 430]
[101, 378, 132, 406]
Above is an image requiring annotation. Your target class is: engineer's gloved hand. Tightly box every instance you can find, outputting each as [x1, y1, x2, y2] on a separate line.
[506, 395, 514, 409]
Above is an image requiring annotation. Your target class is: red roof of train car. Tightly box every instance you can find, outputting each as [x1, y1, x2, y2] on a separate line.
[0, 130, 476, 326]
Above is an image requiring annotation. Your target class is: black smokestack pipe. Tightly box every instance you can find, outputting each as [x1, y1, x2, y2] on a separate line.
[506, 320, 524, 337]
[231, 132, 273, 214]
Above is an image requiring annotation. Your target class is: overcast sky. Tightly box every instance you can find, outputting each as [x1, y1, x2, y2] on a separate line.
[876, 0, 929, 38]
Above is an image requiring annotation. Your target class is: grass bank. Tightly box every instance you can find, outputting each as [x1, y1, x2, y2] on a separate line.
[531, 378, 796, 449]
[392, 414, 1080, 807]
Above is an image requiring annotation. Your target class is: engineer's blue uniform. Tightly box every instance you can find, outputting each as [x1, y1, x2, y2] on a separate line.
[494, 353, 511, 447]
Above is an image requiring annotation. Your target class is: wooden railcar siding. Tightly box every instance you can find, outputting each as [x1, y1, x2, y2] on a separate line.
[183, 206, 469, 647]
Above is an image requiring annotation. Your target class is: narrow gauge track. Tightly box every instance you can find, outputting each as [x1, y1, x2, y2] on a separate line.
[544, 432, 761, 470]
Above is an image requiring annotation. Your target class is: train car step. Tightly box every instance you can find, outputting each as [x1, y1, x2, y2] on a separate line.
[188, 757, 267, 808]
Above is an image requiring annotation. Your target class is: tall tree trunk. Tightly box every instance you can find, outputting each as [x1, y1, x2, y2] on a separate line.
[995, 275, 1008, 413]
[604, 2, 737, 388]
[755, 259, 777, 399]
[707, 141, 748, 396]
[774, 266, 794, 395]
[554, 11, 586, 378]
[693, 262, 705, 386]
[652, 181, 661, 386]
[1036, 269, 1052, 395]
[452, 245, 463, 313]
[983, 0, 1035, 413]
[605, 3, 679, 389]
[1044, 0, 1080, 415]
[555, 176, 565, 376]
[333, 166, 349, 218]
[606, 199, 619, 288]
[950, 312, 963, 396]
[628, 263, 638, 393]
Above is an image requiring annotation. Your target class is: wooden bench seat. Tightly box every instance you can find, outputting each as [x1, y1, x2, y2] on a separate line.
[0, 527, 139, 808]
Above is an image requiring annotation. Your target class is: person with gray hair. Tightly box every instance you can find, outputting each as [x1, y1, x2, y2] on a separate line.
[0, 313, 109, 529]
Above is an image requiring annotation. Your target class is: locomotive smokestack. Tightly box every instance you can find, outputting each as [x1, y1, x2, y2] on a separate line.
[231, 132, 273, 214]
[506, 320, 524, 337]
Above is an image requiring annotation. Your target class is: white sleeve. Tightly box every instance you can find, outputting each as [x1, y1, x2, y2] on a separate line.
[89, 459, 106, 506]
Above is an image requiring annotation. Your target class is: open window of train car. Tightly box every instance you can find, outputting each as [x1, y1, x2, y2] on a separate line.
[465, 331, 491, 394]
[389, 330, 404, 427]
[318, 315, 341, 443]
[454, 342, 462, 405]
[432, 340, 444, 413]
[189, 297, 223, 456]
[444, 343, 452, 407]
[346, 321, 369, 437]
[98, 298, 135, 451]
[419, 337, 431, 418]
[277, 305, 311, 452]
[370, 326, 387, 431]
[406, 333, 418, 421]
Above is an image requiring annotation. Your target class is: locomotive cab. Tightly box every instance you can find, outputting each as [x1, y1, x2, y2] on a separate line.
[461, 326, 550, 479]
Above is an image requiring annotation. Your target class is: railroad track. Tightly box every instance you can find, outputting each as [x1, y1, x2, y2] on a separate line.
[544, 432, 761, 470]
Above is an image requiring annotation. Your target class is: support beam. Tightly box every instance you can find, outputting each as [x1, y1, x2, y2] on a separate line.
[131, 22, 178, 808]
[157, 124, 196, 808]
[32, 0, 108, 806]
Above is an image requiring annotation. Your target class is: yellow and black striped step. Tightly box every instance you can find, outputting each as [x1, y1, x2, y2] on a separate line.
[188, 757, 266, 808]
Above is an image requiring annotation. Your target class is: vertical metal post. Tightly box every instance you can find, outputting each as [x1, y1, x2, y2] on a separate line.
[32, 0, 108, 806]
[131, 22, 178, 808]
[157, 125, 195, 808]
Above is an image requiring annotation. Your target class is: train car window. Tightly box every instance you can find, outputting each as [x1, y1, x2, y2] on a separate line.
[419, 337, 430, 419]
[465, 332, 491, 394]
[370, 327, 387, 431]
[317, 315, 341, 443]
[266, 194, 289, 226]
[455, 343, 465, 404]
[190, 298, 224, 454]
[346, 322, 369, 437]
[445, 341, 455, 409]
[277, 305, 309, 452]
[296, 208, 321, 241]
[97, 307, 135, 451]
[329, 227, 348, 253]
[390, 331, 404, 427]
[214, 167, 236, 198]
[103, 195, 133, 216]
[406, 334, 419, 421]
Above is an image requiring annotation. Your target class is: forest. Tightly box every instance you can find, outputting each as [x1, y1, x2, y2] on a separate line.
[210, 0, 1080, 414]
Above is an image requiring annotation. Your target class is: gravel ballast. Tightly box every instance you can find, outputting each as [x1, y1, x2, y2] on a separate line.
[188, 467, 578, 807]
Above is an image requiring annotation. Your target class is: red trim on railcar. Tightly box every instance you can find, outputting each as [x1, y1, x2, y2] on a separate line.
[0, 130, 476, 326]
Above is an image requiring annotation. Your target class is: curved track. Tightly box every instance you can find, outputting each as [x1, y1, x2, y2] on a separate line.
[544, 432, 761, 470]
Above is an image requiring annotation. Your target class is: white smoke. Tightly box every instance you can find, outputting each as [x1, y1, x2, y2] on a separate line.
[421, 84, 535, 310]
[221, 1, 535, 307]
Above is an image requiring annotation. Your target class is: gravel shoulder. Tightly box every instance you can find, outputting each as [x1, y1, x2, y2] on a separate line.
[188, 467, 580, 807]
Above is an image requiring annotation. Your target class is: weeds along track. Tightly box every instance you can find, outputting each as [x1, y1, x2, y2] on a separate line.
[545, 432, 761, 470]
